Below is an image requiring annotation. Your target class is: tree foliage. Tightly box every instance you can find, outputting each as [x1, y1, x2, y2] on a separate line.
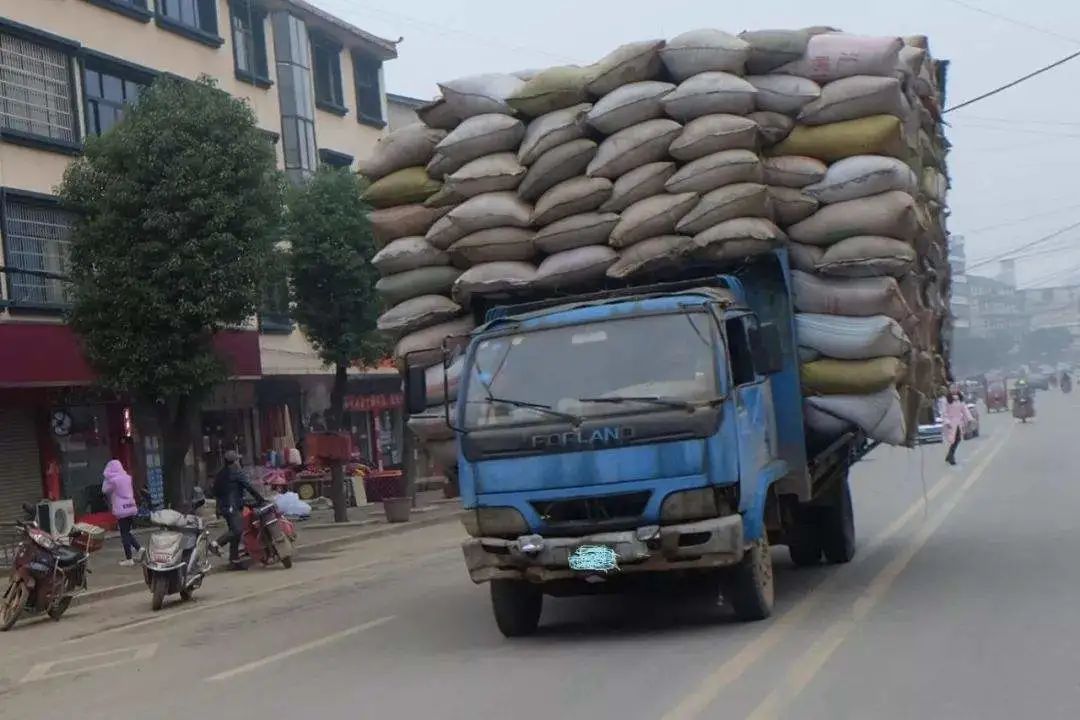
[59, 75, 283, 506]
[286, 167, 387, 522]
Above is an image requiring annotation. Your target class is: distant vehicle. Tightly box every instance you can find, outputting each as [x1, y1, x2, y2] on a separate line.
[986, 380, 1008, 413]
[964, 403, 980, 439]
[1028, 374, 1050, 391]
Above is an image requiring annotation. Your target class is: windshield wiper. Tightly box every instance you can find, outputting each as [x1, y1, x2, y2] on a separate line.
[472, 396, 582, 425]
[577, 396, 710, 412]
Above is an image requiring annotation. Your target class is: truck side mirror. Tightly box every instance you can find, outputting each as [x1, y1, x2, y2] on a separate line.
[404, 358, 429, 416]
[750, 323, 783, 375]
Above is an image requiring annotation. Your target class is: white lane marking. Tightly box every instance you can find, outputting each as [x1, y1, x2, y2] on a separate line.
[661, 430, 1008, 720]
[204, 615, 396, 682]
[742, 424, 1013, 720]
[21, 643, 157, 684]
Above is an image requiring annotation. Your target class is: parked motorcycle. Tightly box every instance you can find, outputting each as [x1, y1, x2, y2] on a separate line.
[242, 501, 297, 569]
[1, 504, 103, 631]
[143, 489, 212, 611]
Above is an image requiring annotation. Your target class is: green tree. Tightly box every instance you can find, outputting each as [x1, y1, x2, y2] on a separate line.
[286, 168, 387, 523]
[59, 76, 283, 508]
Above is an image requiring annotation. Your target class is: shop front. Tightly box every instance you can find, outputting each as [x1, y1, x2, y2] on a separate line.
[343, 374, 403, 471]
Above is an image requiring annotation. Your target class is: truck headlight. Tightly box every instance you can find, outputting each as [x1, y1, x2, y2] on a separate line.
[461, 507, 529, 538]
[660, 488, 721, 524]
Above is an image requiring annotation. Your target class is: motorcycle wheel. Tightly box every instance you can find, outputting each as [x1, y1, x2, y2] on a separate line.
[0, 581, 28, 631]
[180, 586, 195, 602]
[277, 538, 294, 569]
[47, 596, 72, 621]
[151, 575, 168, 612]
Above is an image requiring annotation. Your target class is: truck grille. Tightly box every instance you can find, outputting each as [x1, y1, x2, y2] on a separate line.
[530, 491, 651, 533]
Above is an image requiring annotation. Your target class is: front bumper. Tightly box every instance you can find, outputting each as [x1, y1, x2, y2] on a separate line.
[462, 514, 744, 584]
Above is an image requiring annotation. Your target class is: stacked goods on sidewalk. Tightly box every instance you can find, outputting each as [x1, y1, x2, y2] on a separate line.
[359, 28, 950, 457]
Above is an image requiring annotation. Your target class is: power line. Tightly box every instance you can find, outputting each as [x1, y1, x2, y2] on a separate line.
[957, 201, 1080, 235]
[941, 0, 1080, 45]
[954, 114, 1080, 127]
[945, 48, 1080, 113]
[949, 120, 1080, 139]
[967, 217, 1080, 271]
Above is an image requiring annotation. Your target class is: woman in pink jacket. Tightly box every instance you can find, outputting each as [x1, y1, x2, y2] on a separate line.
[942, 390, 975, 467]
[102, 459, 143, 566]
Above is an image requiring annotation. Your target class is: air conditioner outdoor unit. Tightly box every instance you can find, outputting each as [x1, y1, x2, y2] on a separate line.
[37, 499, 75, 537]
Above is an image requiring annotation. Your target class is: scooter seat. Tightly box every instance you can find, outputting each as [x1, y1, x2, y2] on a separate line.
[54, 546, 84, 567]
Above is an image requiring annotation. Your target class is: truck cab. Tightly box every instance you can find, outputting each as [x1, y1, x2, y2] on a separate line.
[405, 252, 861, 637]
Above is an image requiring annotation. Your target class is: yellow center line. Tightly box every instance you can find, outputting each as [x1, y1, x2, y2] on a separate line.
[743, 424, 1014, 720]
[661, 430, 1008, 720]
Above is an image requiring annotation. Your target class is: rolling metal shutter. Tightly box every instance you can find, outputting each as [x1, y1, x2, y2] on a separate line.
[0, 409, 42, 522]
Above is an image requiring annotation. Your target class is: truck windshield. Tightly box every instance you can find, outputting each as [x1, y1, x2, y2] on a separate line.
[462, 312, 720, 429]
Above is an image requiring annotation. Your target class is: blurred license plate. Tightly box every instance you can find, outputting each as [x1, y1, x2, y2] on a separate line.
[568, 545, 619, 573]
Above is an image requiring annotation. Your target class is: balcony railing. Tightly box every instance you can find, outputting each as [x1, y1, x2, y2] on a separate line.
[0, 265, 71, 311]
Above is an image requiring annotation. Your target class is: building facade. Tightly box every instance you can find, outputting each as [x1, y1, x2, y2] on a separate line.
[0, 0, 398, 521]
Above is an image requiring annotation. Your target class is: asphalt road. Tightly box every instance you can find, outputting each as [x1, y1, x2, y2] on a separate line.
[0, 392, 1073, 720]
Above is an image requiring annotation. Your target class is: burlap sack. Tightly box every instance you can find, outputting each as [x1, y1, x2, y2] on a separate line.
[762, 156, 828, 188]
[665, 149, 763, 194]
[778, 34, 903, 83]
[440, 152, 527, 201]
[425, 214, 469, 251]
[791, 270, 911, 322]
[518, 139, 598, 201]
[769, 187, 819, 226]
[362, 167, 441, 208]
[587, 118, 682, 179]
[534, 246, 617, 289]
[693, 217, 785, 252]
[358, 124, 447, 181]
[532, 176, 613, 225]
[661, 29, 751, 80]
[663, 72, 757, 121]
[448, 227, 537, 267]
[788, 190, 918, 245]
[805, 388, 905, 445]
[370, 204, 451, 245]
[587, 39, 666, 97]
[770, 115, 907, 163]
[586, 81, 675, 135]
[796, 313, 911, 360]
[599, 161, 676, 213]
[507, 66, 593, 116]
[395, 316, 477, 364]
[798, 75, 906, 126]
[518, 104, 592, 165]
[749, 111, 794, 147]
[815, 235, 916, 277]
[787, 241, 825, 273]
[746, 75, 821, 115]
[435, 114, 525, 169]
[416, 97, 460, 130]
[452, 262, 537, 304]
[534, 212, 620, 254]
[606, 235, 696, 279]
[676, 183, 771, 235]
[739, 28, 828, 74]
[669, 114, 759, 161]
[610, 192, 699, 248]
[377, 294, 462, 336]
[800, 357, 906, 395]
[804, 155, 918, 204]
[448, 192, 533, 234]
[372, 236, 450, 276]
[376, 266, 462, 306]
[439, 73, 524, 118]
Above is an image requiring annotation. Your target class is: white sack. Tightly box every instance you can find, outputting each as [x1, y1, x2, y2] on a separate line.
[661, 29, 751, 81]
[796, 313, 911, 360]
[805, 388, 906, 445]
[587, 81, 675, 135]
[803, 155, 918, 204]
[663, 72, 757, 121]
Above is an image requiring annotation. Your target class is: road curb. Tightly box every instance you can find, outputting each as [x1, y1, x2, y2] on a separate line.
[75, 508, 464, 607]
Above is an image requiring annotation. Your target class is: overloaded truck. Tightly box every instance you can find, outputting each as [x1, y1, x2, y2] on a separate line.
[362, 28, 951, 636]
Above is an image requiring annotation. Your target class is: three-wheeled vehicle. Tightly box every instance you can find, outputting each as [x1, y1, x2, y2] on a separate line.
[1012, 383, 1035, 423]
[986, 379, 1008, 413]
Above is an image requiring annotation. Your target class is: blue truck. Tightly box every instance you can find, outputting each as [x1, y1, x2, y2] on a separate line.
[405, 250, 875, 637]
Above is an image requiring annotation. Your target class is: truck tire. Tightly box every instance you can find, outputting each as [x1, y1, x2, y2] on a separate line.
[723, 536, 774, 621]
[490, 580, 542, 637]
[820, 475, 856, 564]
[787, 519, 822, 567]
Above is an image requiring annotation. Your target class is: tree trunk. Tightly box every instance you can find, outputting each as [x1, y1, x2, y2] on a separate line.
[328, 363, 349, 523]
[155, 396, 195, 511]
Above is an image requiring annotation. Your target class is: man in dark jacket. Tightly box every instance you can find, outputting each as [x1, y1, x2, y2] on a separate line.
[210, 450, 264, 568]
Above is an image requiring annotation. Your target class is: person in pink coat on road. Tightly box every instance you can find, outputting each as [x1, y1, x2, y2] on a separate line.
[102, 459, 143, 566]
[942, 390, 975, 467]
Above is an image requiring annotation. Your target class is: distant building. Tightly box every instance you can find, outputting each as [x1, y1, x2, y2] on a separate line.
[949, 235, 970, 334]
[387, 93, 425, 130]
[1019, 283, 1080, 355]
[968, 275, 1027, 341]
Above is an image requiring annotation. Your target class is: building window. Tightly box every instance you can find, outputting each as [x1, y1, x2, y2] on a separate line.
[157, 0, 223, 46]
[0, 32, 78, 149]
[353, 53, 383, 126]
[230, 0, 270, 86]
[271, 11, 317, 184]
[87, 0, 152, 22]
[2, 193, 75, 309]
[83, 62, 147, 137]
[318, 148, 353, 170]
[311, 36, 345, 115]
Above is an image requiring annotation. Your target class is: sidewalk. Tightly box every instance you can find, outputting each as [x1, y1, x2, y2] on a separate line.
[79, 490, 462, 603]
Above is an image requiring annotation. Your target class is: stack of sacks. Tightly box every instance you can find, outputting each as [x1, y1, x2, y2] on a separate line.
[355, 28, 949, 452]
[735, 31, 951, 445]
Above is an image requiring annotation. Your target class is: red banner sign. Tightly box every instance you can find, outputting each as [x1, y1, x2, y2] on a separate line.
[343, 393, 403, 412]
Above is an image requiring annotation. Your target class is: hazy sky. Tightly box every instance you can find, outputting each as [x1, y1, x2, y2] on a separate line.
[313, 0, 1080, 288]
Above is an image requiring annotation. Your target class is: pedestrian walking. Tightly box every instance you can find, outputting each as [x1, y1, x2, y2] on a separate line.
[102, 459, 143, 566]
[942, 390, 974, 467]
[210, 450, 265, 569]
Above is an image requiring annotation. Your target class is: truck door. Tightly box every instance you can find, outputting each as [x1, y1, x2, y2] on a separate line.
[724, 315, 779, 521]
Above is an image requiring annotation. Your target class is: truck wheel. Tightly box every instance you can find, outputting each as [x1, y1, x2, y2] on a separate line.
[820, 475, 856, 564]
[787, 519, 822, 567]
[490, 580, 542, 637]
[724, 536, 774, 621]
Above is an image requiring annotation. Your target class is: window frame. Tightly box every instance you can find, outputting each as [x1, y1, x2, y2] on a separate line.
[0, 188, 76, 314]
[85, 0, 153, 23]
[229, 0, 271, 88]
[318, 148, 353, 170]
[724, 314, 761, 388]
[81, 52, 156, 138]
[0, 19, 83, 156]
[155, 0, 225, 48]
[352, 51, 384, 128]
[310, 33, 346, 116]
